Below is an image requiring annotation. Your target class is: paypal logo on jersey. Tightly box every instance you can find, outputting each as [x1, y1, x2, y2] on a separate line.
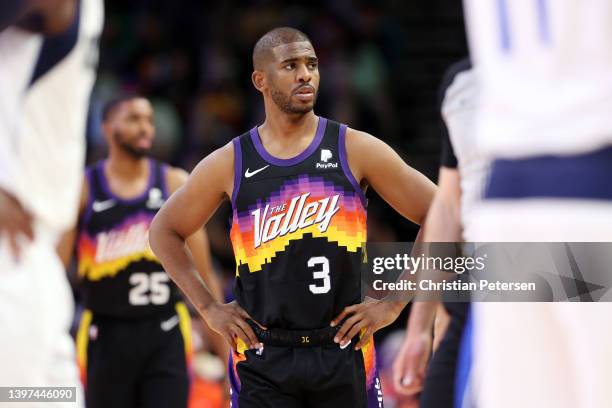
[316, 149, 338, 169]
[146, 188, 165, 209]
[252, 192, 340, 248]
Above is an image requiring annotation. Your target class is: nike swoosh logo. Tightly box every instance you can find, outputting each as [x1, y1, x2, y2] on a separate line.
[244, 165, 270, 178]
[92, 199, 116, 213]
[160, 315, 180, 332]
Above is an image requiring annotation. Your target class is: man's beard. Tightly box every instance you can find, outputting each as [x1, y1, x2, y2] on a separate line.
[114, 132, 150, 159]
[270, 87, 317, 115]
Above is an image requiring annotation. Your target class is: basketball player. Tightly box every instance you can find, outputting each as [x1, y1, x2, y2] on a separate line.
[393, 59, 481, 408]
[463, 1, 612, 407]
[0, 1, 103, 406]
[56, 95, 226, 408]
[149, 27, 436, 407]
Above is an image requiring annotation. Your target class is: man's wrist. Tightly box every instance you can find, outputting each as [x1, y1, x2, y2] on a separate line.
[388, 299, 408, 314]
[198, 298, 220, 320]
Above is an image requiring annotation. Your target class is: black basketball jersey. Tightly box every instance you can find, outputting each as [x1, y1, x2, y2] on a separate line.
[230, 117, 367, 330]
[77, 159, 181, 318]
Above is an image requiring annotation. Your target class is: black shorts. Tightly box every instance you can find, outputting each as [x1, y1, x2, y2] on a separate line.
[419, 302, 469, 408]
[76, 303, 192, 408]
[229, 339, 384, 408]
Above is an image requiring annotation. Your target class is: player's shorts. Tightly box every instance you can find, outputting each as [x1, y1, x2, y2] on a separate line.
[76, 302, 193, 408]
[419, 302, 469, 408]
[469, 146, 612, 408]
[0, 222, 83, 408]
[228, 325, 384, 408]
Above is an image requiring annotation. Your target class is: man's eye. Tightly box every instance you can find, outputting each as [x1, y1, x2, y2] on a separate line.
[285, 64, 295, 70]
[308, 63, 317, 69]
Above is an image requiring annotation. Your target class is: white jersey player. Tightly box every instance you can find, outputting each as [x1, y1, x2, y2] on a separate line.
[463, 1, 612, 407]
[464, 0, 612, 158]
[0, 1, 103, 406]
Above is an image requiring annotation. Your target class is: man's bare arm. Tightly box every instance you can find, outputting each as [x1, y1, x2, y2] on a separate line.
[393, 166, 461, 395]
[423, 168, 461, 242]
[150, 143, 260, 351]
[331, 129, 437, 350]
[346, 128, 437, 224]
[165, 167, 224, 301]
[164, 166, 229, 360]
[56, 175, 89, 268]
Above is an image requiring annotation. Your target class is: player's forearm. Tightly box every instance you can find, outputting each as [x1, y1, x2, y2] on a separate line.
[56, 227, 77, 268]
[149, 220, 218, 316]
[423, 193, 461, 243]
[186, 231, 224, 301]
[407, 301, 438, 336]
[383, 227, 428, 312]
[411, 195, 462, 307]
[407, 226, 439, 335]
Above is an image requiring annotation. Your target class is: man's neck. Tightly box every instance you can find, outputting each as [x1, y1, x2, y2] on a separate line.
[259, 109, 318, 143]
[106, 152, 149, 181]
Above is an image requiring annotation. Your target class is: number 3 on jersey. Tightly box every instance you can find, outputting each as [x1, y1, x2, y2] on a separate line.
[308, 256, 331, 294]
[129, 272, 170, 305]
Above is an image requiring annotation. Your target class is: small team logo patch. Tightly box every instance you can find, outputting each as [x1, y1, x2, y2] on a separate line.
[146, 188, 165, 209]
[316, 149, 338, 169]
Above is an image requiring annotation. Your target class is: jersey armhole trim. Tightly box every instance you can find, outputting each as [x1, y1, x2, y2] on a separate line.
[231, 137, 242, 206]
[80, 166, 96, 228]
[160, 162, 170, 199]
[338, 124, 367, 207]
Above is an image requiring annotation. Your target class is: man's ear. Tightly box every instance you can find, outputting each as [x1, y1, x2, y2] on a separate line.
[252, 70, 266, 93]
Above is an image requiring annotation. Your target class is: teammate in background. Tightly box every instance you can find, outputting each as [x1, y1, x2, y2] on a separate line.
[463, 1, 612, 406]
[0, 1, 103, 406]
[392, 59, 483, 408]
[149, 27, 436, 407]
[56, 95, 227, 408]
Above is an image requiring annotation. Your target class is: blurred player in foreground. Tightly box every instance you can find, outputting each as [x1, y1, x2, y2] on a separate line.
[464, 1, 612, 406]
[57, 95, 227, 408]
[0, 1, 103, 405]
[393, 59, 482, 408]
[149, 27, 436, 407]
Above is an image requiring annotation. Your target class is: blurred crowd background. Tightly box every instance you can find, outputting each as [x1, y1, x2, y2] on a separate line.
[77, 1, 468, 406]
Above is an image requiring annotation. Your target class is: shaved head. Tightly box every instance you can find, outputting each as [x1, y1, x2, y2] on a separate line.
[253, 27, 312, 70]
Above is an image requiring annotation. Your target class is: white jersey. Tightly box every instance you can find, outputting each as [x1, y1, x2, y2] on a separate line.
[0, 0, 103, 236]
[464, 0, 612, 158]
[440, 64, 487, 241]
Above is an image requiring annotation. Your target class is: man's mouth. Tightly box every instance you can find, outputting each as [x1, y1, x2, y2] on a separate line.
[135, 137, 152, 149]
[294, 86, 315, 101]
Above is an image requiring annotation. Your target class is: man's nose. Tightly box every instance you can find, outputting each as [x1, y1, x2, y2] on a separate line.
[139, 119, 153, 134]
[296, 63, 312, 83]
